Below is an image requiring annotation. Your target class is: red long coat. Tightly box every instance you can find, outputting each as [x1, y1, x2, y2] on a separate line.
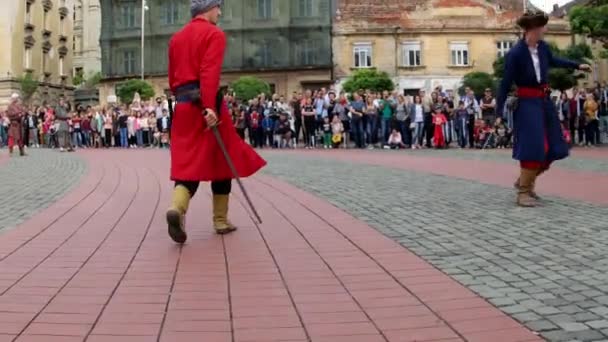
[168, 17, 266, 182]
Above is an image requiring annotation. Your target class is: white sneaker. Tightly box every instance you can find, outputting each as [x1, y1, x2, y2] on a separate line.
[59, 147, 65, 152]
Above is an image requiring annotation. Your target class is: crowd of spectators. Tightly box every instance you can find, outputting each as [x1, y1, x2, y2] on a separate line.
[2, 82, 607, 152]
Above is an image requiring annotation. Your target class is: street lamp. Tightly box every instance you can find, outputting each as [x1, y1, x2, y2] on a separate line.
[141, 0, 149, 80]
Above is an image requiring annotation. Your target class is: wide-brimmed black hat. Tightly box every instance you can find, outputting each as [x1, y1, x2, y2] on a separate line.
[517, 10, 549, 30]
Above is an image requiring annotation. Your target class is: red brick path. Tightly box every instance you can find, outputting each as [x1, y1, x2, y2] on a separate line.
[0, 150, 542, 342]
[282, 149, 608, 205]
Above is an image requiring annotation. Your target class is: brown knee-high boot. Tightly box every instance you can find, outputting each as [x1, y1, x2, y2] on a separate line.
[514, 168, 545, 200]
[517, 168, 539, 207]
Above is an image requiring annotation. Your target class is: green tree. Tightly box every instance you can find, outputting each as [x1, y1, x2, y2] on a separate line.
[459, 72, 496, 97]
[17, 71, 38, 102]
[493, 56, 505, 79]
[341, 69, 395, 93]
[73, 69, 85, 86]
[84, 71, 102, 88]
[569, 0, 608, 57]
[231, 76, 271, 101]
[116, 79, 155, 104]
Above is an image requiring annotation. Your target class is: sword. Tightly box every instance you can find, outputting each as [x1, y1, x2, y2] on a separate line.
[204, 110, 263, 224]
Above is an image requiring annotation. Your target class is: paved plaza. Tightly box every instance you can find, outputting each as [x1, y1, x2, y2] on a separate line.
[0, 147, 607, 341]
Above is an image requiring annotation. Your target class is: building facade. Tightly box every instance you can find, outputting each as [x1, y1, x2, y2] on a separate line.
[333, 0, 574, 95]
[0, 0, 75, 107]
[73, 0, 102, 77]
[99, 0, 333, 104]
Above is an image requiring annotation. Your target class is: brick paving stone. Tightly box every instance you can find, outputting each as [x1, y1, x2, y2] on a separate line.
[260, 150, 608, 341]
[0, 149, 576, 341]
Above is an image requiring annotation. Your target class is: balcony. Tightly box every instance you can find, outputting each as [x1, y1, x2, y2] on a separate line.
[24, 22, 35, 31]
[59, 6, 68, 18]
[59, 35, 68, 43]
[42, 41, 52, 53]
[24, 35, 36, 48]
[42, 0, 53, 11]
[42, 29, 52, 38]
[58, 46, 68, 57]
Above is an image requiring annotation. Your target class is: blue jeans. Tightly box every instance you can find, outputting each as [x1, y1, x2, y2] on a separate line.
[457, 117, 468, 148]
[352, 118, 365, 148]
[413, 122, 424, 146]
[0, 125, 6, 147]
[82, 131, 90, 147]
[443, 119, 454, 145]
[398, 120, 411, 146]
[136, 129, 143, 146]
[366, 115, 378, 145]
[72, 130, 82, 147]
[381, 117, 392, 144]
[120, 127, 128, 148]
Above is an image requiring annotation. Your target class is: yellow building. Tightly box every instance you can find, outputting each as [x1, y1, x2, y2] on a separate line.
[333, 0, 575, 95]
[0, 0, 75, 108]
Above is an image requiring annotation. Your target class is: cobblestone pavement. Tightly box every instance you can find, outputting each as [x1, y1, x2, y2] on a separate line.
[409, 148, 608, 174]
[0, 150, 542, 342]
[261, 152, 608, 342]
[0, 149, 87, 233]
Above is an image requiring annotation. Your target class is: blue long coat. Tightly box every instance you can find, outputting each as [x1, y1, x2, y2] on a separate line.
[497, 39, 579, 162]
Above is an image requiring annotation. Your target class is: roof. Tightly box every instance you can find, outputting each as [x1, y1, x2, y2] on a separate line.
[550, 0, 591, 18]
[334, 0, 568, 32]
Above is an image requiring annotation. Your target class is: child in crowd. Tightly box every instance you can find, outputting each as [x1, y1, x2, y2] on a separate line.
[322, 117, 332, 149]
[433, 106, 447, 149]
[476, 120, 495, 149]
[250, 109, 262, 147]
[160, 109, 170, 148]
[494, 117, 510, 148]
[387, 128, 405, 149]
[455, 101, 469, 149]
[331, 115, 344, 148]
[262, 115, 273, 148]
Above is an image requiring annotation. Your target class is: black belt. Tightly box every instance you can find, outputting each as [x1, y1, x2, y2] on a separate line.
[173, 82, 224, 113]
[174, 82, 201, 104]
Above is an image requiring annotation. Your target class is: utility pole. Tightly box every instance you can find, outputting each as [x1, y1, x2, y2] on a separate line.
[141, 0, 148, 80]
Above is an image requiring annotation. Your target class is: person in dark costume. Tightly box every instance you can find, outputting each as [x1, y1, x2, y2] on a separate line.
[497, 10, 591, 207]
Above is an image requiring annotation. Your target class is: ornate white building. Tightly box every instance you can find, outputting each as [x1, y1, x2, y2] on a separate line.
[73, 0, 101, 77]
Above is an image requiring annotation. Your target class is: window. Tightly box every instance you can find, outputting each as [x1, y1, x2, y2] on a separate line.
[401, 41, 422, 67]
[299, 0, 313, 17]
[25, 2, 32, 24]
[24, 48, 32, 69]
[42, 51, 48, 73]
[160, 1, 179, 25]
[123, 50, 136, 74]
[296, 40, 316, 65]
[259, 41, 272, 67]
[43, 9, 48, 30]
[59, 57, 65, 76]
[450, 41, 469, 66]
[257, 0, 272, 19]
[121, 3, 136, 28]
[497, 41, 513, 58]
[353, 43, 372, 68]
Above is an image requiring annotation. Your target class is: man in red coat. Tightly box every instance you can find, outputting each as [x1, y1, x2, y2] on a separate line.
[166, 0, 266, 243]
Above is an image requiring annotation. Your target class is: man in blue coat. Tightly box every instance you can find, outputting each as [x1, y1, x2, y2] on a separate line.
[497, 10, 591, 207]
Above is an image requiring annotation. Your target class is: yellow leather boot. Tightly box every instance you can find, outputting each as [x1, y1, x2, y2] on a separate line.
[166, 185, 191, 243]
[213, 194, 237, 235]
[517, 168, 538, 207]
